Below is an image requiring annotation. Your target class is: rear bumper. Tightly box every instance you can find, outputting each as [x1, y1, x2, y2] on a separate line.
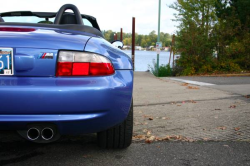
[0, 70, 133, 134]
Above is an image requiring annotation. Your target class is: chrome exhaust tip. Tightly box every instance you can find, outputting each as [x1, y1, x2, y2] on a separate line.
[27, 128, 40, 141]
[41, 128, 54, 141]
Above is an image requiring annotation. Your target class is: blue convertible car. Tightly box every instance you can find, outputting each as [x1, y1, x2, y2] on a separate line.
[0, 4, 133, 149]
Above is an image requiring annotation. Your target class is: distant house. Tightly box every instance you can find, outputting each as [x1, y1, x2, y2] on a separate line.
[147, 46, 155, 51]
[164, 47, 170, 51]
[123, 45, 131, 50]
[135, 46, 142, 50]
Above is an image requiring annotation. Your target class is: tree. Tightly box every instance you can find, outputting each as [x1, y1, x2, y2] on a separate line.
[170, 0, 217, 75]
[215, 0, 250, 69]
[103, 30, 171, 48]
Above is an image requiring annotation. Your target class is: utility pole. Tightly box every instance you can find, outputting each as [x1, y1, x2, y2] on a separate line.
[132, 17, 135, 71]
[157, 0, 161, 76]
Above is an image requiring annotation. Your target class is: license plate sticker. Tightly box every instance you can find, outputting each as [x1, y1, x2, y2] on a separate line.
[0, 48, 14, 75]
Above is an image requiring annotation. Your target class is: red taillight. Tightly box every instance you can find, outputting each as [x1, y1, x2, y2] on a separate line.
[72, 63, 89, 76]
[56, 51, 115, 77]
[90, 63, 114, 76]
[0, 27, 36, 32]
[56, 62, 73, 76]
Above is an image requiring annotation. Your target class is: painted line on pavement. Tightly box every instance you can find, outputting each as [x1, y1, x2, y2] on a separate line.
[170, 78, 215, 86]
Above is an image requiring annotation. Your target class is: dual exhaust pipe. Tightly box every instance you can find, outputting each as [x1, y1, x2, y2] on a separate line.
[27, 127, 54, 141]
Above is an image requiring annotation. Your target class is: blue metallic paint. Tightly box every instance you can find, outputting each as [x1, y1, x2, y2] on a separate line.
[14, 48, 58, 76]
[85, 37, 133, 70]
[0, 26, 91, 51]
[0, 25, 134, 135]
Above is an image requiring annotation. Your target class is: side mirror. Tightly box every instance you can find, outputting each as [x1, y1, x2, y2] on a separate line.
[111, 41, 124, 49]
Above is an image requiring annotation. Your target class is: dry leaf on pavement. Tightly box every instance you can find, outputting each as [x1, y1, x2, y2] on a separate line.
[217, 126, 227, 130]
[187, 86, 200, 90]
[181, 83, 189, 86]
[229, 105, 236, 108]
[234, 127, 240, 131]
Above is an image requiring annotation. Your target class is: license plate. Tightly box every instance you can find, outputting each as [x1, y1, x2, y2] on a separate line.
[0, 48, 14, 75]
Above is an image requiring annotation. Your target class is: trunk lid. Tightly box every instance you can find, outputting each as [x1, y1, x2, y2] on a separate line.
[0, 26, 91, 76]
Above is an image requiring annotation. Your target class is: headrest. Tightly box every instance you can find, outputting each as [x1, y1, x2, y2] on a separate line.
[60, 13, 77, 24]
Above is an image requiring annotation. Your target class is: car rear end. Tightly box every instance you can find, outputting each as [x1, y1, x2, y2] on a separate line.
[0, 26, 133, 146]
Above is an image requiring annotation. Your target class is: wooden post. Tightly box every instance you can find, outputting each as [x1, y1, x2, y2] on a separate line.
[172, 34, 176, 68]
[132, 17, 135, 71]
[168, 47, 172, 65]
[168, 34, 175, 67]
[120, 28, 123, 41]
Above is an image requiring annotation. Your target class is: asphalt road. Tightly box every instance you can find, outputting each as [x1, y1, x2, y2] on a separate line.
[170, 76, 250, 96]
[1, 132, 250, 166]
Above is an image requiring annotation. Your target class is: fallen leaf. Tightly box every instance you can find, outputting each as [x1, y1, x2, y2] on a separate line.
[187, 86, 200, 90]
[148, 117, 154, 121]
[145, 136, 155, 143]
[162, 136, 170, 141]
[146, 131, 152, 136]
[188, 139, 194, 142]
[217, 126, 226, 130]
[215, 109, 221, 110]
[181, 83, 189, 86]
[229, 105, 236, 108]
[244, 95, 250, 99]
[234, 127, 240, 131]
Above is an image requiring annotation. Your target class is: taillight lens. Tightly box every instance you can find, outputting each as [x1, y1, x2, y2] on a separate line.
[56, 51, 115, 76]
[0, 27, 36, 32]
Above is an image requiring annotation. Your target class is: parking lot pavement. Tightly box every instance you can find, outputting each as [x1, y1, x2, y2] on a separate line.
[133, 72, 250, 141]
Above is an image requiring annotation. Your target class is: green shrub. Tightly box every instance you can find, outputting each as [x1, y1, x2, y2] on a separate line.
[149, 60, 172, 77]
[181, 66, 196, 76]
[216, 61, 242, 72]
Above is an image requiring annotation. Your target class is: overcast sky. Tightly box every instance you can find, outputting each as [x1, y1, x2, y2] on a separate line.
[1, 0, 178, 35]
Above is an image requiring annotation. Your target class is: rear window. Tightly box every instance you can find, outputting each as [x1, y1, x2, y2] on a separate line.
[3, 16, 52, 23]
[2, 16, 93, 27]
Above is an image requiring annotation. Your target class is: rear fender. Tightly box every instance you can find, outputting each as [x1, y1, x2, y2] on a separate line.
[85, 37, 133, 70]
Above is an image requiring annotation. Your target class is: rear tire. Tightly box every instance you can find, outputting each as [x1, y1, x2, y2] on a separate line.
[97, 101, 133, 149]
